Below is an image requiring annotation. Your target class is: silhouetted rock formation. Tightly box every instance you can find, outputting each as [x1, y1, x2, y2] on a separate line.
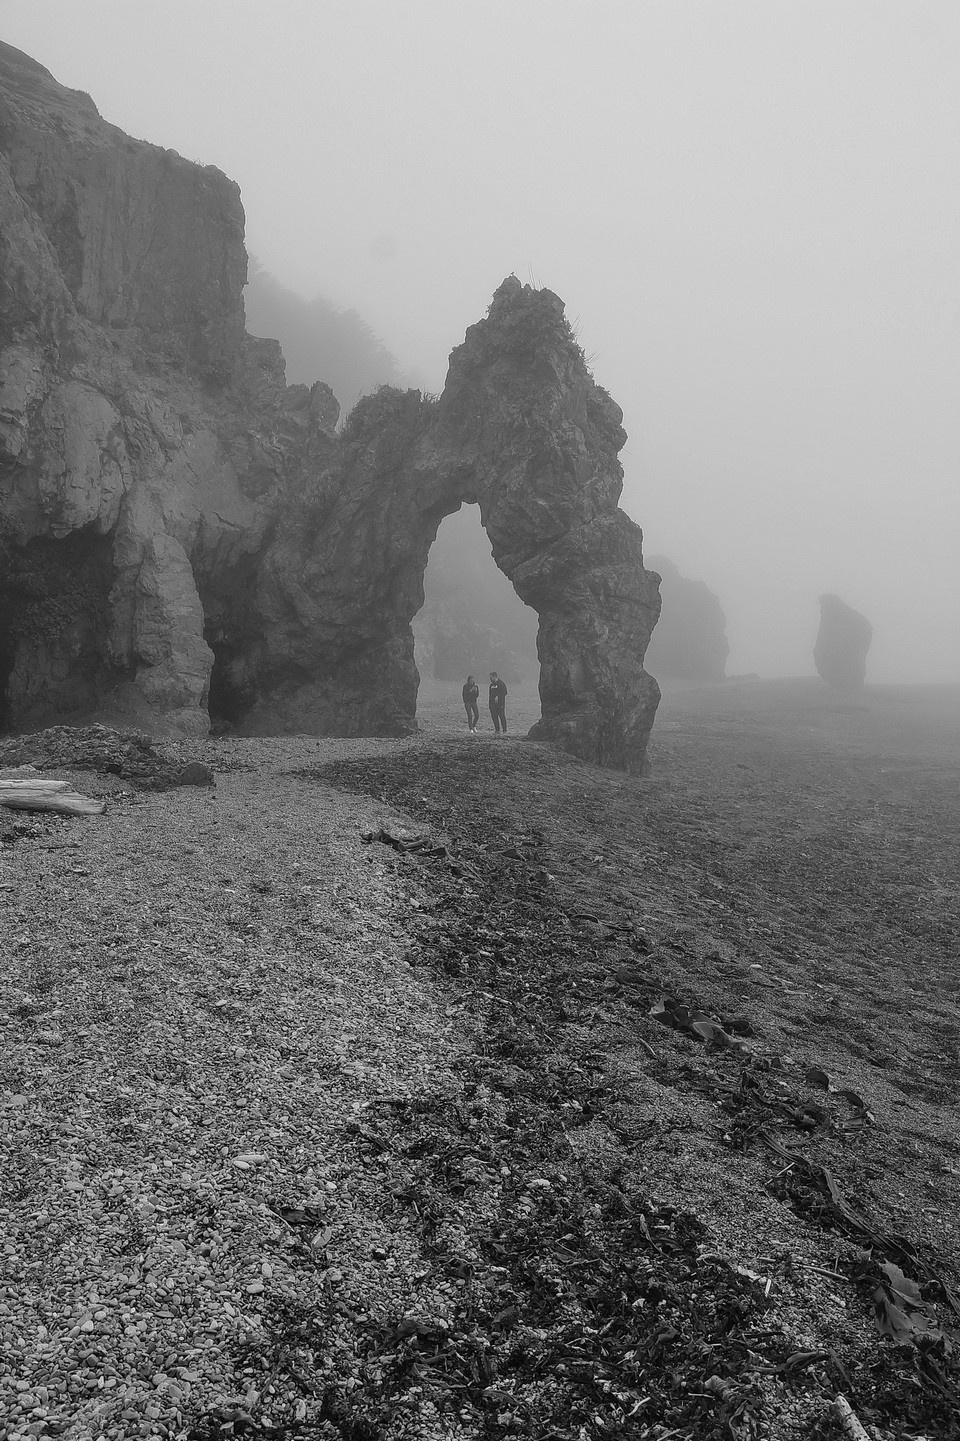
[645, 556, 728, 681]
[0, 44, 661, 772]
[814, 594, 872, 690]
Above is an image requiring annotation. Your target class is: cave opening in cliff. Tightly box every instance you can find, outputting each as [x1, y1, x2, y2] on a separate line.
[201, 553, 263, 730]
[414, 504, 540, 723]
[0, 527, 120, 733]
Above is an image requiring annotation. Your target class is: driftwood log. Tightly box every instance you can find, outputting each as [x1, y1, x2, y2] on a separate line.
[833, 1394, 870, 1441]
[0, 778, 105, 816]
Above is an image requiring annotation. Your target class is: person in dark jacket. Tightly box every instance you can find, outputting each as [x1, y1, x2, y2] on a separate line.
[462, 675, 480, 732]
[488, 671, 507, 734]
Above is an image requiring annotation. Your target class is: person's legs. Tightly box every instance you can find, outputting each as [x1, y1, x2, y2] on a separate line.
[498, 702, 507, 733]
[489, 705, 500, 734]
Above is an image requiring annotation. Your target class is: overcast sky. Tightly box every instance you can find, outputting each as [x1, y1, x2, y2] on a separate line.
[3, 0, 958, 681]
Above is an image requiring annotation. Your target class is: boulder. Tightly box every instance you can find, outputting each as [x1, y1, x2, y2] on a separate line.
[0, 44, 661, 772]
[814, 594, 872, 690]
[645, 556, 728, 681]
[0, 723, 213, 789]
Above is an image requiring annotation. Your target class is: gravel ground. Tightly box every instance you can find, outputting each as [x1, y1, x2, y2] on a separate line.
[1, 737, 473, 1441]
[2, 680, 958, 1440]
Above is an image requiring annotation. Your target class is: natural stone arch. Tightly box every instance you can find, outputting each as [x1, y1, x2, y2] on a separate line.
[237, 279, 662, 772]
[0, 49, 660, 769]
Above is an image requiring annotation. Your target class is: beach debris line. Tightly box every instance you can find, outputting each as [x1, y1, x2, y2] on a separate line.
[361, 821, 447, 856]
[360, 820, 476, 880]
[649, 992, 747, 1049]
[0, 724, 214, 790]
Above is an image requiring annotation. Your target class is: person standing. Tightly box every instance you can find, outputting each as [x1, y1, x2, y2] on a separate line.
[488, 671, 508, 734]
[462, 674, 480, 732]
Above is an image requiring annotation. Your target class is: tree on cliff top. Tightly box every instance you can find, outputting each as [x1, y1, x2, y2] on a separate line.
[243, 259, 405, 407]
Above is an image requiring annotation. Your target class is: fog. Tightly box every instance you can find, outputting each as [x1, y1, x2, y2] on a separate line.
[5, 0, 958, 682]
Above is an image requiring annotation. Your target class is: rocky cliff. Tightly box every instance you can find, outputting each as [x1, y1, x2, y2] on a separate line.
[0, 40, 332, 737]
[0, 43, 661, 771]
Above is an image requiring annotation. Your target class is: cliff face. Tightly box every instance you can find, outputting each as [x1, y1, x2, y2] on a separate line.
[0, 44, 245, 374]
[0, 44, 661, 772]
[0, 41, 332, 735]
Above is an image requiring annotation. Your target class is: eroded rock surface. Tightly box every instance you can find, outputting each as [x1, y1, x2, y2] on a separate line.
[814, 593, 873, 691]
[243, 281, 661, 769]
[0, 42, 333, 738]
[0, 43, 661, 771]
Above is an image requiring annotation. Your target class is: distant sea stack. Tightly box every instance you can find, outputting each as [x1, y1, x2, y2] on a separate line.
[814, 594, 872, 690]
[0, 44, 661, 772]
[644, 556, 729, 682]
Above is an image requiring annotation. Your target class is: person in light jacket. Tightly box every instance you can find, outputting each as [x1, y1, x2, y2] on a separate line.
[462, 675, 480, 733]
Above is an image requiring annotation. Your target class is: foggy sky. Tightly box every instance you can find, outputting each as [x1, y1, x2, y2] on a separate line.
[4, 0, 958, 682]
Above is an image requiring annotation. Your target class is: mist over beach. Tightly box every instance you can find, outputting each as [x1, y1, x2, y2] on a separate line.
[3, 0, 958, 682]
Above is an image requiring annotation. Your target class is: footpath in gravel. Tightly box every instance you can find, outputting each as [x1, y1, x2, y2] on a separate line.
[1, 737, 472, 1441]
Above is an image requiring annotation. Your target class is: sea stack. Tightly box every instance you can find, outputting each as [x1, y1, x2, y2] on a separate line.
[645, 556, 729, 682]
[814, 593, 872, 690]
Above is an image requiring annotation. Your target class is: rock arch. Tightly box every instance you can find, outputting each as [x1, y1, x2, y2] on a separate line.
[234, 280, 662, 772]
[0, 44, 660, 770]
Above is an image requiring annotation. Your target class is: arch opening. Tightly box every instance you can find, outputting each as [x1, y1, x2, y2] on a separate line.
[413, 504, 540, 732]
